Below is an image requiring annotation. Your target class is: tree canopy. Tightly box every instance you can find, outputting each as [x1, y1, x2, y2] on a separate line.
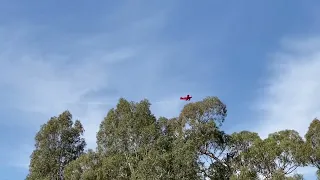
[27, 111, 86, 180]
[27, 97, 319, 180]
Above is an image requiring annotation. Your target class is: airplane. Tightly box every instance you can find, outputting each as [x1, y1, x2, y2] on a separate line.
[180, 94, 192, 101]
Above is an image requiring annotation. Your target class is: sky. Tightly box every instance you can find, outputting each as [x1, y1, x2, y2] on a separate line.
[1, 0, 320, 179]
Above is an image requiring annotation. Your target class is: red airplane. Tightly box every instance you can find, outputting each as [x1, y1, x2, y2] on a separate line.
[180, 94, 192, 101]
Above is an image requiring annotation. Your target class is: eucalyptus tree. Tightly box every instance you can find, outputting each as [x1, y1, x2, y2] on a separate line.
[27, 111, 86, 180]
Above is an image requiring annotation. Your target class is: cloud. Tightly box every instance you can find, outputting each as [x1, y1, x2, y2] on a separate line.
[253, 36, 320, 138]
[252, 36, 320, 178]
[0, 1, 196, 170]
[151, 95, 185, 119]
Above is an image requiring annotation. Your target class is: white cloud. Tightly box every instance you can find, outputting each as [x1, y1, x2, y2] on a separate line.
[253, 36, 320, 178]
[0, 2, 188, 170]
[151, 95, 185, 119]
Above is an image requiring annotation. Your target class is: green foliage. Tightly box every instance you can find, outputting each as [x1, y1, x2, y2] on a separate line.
[64, 149, 104, 180]
[179, 96, 227, 127]
[305, 118, 320, 169]
[27, 111, 86, 180]
[242, 130, 306, 179]
[229, 131, 261, 179]
[27, 97, 317, 180]
[178, 97, 231, 179]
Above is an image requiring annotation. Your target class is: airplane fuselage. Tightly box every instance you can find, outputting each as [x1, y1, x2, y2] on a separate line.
[180, 95, 192, 101]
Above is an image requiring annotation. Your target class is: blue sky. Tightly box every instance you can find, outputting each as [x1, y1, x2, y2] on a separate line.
[1, 0, 320, 179]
